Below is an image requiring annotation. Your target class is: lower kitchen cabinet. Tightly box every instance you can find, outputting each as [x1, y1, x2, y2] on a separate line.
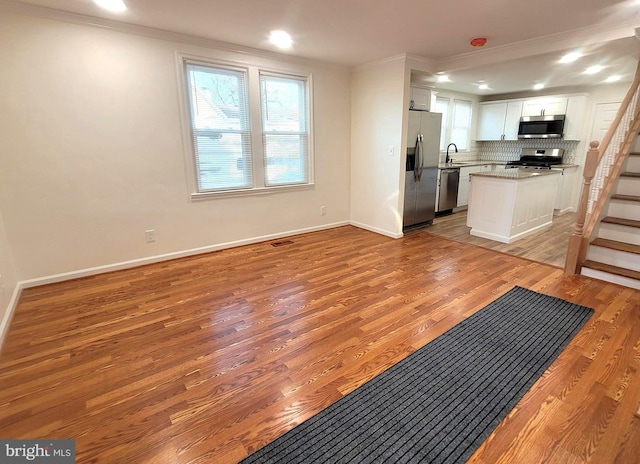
[458, 165, 492, 207]
[552, 165, 578, 215]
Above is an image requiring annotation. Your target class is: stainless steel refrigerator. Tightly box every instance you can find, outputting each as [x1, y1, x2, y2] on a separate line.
[403, 110, 442, 228]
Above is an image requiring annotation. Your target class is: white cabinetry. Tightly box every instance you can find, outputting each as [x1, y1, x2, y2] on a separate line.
[467, 172, 560, 243]
[409, 86, 434, 111]
[522, 97, 568, 116]
[458, 164, 492, 207]
[563, 96, 587, 140]
[477, 101, 523, 141]
[552, 165, 579, 215]
[476, 94, 587, 141]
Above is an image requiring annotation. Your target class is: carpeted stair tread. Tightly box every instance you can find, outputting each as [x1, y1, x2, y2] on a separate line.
[601, 216, 640, 228]
[583, 260, 640, 280]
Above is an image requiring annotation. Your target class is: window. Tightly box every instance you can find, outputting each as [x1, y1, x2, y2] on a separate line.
[450, 99, 473, 150]
[182, 58, 312, 196]
[435, 97, 473, 151]
[185, 63, 252, 192]
[435, 97, 449, 151]
[260, 73, 310, 186]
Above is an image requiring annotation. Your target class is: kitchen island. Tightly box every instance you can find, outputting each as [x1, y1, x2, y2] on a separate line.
[466, 169, 561, 243]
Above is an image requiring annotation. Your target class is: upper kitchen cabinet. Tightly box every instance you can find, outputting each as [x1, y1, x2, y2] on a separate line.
[521, 97, 568, 116]
[477, 101, 523, 141]
[409, 86, 435, 111]
[563, 96, 587, 140]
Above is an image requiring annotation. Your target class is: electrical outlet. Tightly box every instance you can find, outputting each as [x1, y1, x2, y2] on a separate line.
[145, 229, 155, 243]
[320, 206, 327, 216]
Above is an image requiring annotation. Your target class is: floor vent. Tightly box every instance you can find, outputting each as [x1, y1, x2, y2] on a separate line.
[270, 240, 293, 247]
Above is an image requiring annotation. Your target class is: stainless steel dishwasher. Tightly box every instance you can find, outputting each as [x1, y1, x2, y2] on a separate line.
[437, 168, 460, 213]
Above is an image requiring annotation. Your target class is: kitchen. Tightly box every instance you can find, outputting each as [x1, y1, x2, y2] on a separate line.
[397, 56, 635, 267]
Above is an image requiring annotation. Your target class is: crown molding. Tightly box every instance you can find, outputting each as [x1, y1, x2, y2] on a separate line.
[0, 0, 349, 71]
[434, 17, 640, 72]
[353, 53, 409, 72]
[1, 0, 637, 76]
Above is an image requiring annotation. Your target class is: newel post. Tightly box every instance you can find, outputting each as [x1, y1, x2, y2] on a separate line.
[564, 141, 600, 275]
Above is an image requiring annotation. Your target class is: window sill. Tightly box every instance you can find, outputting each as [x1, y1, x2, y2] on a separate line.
[190, 182, 315, 201]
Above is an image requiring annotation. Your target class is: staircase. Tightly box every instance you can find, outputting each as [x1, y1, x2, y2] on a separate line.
[580, 152, 640, 289]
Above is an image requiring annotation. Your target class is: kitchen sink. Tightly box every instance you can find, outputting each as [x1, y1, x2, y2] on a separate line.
[444, 161, 474, 166]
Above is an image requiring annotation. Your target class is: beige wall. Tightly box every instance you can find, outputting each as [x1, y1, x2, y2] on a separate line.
[350, 59, 407, 237]
[0, 13, 351, 283]
[0, 211, 18, 343]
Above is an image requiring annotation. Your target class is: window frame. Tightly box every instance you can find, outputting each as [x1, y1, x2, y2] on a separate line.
[436, 96, 473, 152]
[259, 71, 311, 187]
[177, 53, 315, 200]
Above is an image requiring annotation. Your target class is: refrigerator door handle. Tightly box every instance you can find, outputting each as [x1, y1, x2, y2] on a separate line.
[413, 135, 421, 182]
[418, 134, 424, 182]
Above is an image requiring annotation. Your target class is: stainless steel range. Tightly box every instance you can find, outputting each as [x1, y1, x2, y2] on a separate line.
[505, 148, 565, 169]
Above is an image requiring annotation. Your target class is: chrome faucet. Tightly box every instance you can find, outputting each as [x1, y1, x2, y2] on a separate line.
[446, 143, 458, 164]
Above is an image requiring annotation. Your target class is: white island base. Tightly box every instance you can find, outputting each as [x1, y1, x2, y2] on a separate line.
[466, 169, 560, 244]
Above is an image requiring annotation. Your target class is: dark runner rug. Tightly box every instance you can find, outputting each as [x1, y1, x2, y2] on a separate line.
[240, 286, 594, 464]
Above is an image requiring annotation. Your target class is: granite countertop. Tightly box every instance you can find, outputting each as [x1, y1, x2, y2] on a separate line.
[437, 161, 579, 170]
[437, 161, 505, 169]
[470, 168, 561, 180]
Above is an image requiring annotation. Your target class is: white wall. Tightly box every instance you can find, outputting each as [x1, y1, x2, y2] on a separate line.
[350, 58, 407, 238]
[0, 211, 18, 344]
[0, 12, 351, 284]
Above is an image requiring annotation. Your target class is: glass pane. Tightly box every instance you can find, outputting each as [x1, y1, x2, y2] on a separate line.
[451, 100, 472, 150]
[435, 97, 449, 151]
[195, 132, 251, 190]
[260, 73, 309, 187]
[186, 64, 252, 191]
[261, 77, 306, 132]
[264, 134, 308, 185]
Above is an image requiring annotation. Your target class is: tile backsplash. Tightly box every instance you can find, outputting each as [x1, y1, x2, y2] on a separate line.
[477, 140, 581, 164]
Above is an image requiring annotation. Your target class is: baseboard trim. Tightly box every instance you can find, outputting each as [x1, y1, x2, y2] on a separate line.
[350, 221, 403, 239]
[0, 221, 352, 351]
[0, 284, 24, 353]
[19, 221, 352, 290]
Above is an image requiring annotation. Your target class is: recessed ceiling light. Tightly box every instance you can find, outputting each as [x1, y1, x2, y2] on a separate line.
[605, 75, 622, 83]
[437, 75, 450, 83]
[478, 84, 489, 90]
[559, 52, 581, 63]
[584, 65, 604, 75]
[269, 30, 293, 49]
[93, 0, 127, 13]
[533, 83, 545, 90]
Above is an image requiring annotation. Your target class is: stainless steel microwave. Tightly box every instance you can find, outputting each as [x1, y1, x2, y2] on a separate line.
[518, 114, 565, 139]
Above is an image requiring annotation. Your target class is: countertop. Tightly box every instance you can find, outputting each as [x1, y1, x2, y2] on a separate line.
[437, 161, 504, 169]
[469, 168, 561, 180]
[437, 161, 579, 170]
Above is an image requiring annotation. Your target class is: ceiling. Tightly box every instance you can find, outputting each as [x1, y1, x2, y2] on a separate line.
[8, 0, 640, 95]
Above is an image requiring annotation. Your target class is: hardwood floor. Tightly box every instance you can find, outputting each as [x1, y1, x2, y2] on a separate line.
[0, 225, 638, 463]
[424, 210, 577, 268]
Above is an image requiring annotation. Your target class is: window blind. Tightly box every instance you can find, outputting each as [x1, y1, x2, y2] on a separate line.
[451, 99, 472, 150]
[185, 63, 253, 192]
[259, 72, 309, 186]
